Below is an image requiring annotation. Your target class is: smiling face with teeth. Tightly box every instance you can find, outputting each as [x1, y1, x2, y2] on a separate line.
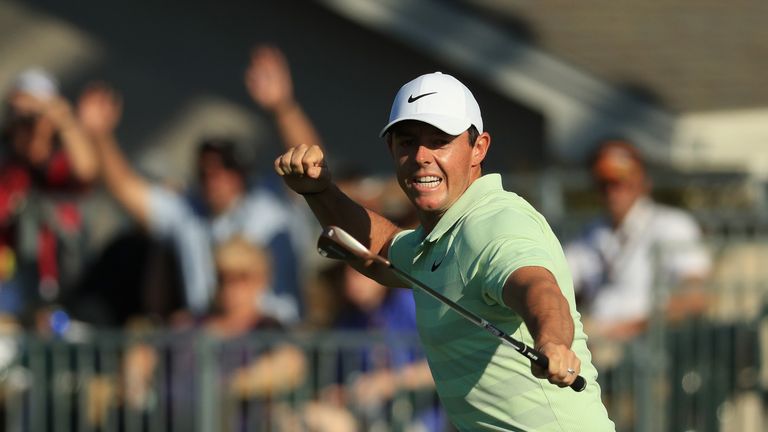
[387, 120, 490, 232]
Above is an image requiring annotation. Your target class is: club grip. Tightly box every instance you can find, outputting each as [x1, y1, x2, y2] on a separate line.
[501, 334, 587, 393]
[571, 375, 587, 392]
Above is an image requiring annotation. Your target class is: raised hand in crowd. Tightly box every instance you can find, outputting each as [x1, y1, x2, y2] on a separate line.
[245, 45, 294, 112]
[9, 85, 97, 182]
[245, 45, 323, 152]
[78, 83, 122, 139]
[77, 84, 151, 225]
[74, 46, 309, 319]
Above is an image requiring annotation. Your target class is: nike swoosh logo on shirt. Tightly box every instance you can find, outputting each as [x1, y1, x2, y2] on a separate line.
[431, 257, 444, 272]
[408, 92, 437, 103]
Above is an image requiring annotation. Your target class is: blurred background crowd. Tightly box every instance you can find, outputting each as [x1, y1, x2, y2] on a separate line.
[1, 1, 768, 431]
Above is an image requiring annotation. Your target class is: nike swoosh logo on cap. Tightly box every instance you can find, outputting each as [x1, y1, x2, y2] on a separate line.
[408, 92, 437, 103]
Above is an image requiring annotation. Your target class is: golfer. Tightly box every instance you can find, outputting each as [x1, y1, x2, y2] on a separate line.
[275, 72, 614, 431]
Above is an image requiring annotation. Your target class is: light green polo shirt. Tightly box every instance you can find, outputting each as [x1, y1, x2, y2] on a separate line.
[390, 174, 614, 431]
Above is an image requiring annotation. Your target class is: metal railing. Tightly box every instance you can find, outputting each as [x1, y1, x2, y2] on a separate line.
[1, 238, 767, 431]
[591, 233, 768, 432]
[0, 330, 442, 432]
[1, 309, 764, 432]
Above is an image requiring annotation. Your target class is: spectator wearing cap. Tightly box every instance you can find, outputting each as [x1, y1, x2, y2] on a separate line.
[77, 46, 322, 322]
[0, 68, 97, 320]
[564, 138, 712, 345]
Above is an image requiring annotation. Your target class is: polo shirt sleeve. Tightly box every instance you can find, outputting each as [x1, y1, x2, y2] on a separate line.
[147, 185, 195, 240]
[389, 229, 417, 274]
[475, 211, 558, 307]
[564, 239, 603, 294]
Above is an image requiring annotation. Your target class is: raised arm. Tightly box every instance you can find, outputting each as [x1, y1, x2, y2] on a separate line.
[78, 84, 152, 227]
[274, 144, 402, 286]
[245, 45, 323, 151]
[10, 92, 98, 183]
[502, 266, 580, 388]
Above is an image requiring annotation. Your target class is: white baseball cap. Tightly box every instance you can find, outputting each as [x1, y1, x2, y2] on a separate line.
[12, 68, 59, 99]
[380, 72, 483, 137]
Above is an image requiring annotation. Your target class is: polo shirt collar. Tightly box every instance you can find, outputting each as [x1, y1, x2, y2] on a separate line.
[423, 173, 503, 243]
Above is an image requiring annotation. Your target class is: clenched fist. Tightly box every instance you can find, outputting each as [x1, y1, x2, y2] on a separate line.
[274, 144, 331, 195]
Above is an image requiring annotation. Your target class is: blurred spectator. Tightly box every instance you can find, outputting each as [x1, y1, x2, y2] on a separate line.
[66, 226, 185, 327]
[116, 237, 306, 430]
[0, 68, 97, 323]
[336, 166, 418, 229]
[299, 264, 444, 432]
[77, 45, 323, 322]
[244, 44, 326, 302]
[244, 46, 323, 161]
[564, 138, 712, 345]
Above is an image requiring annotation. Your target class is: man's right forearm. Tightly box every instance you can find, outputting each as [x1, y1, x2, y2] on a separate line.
[55, 116, 99, 183]
[303, 184, 403, 285]
[274, 142, 406, 285]
[304, 183, 399, 256]
[92, 133, 151, 226]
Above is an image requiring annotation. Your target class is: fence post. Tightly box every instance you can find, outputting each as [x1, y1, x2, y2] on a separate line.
[643, 241, 670, 432]
[196, 334, 218, 432]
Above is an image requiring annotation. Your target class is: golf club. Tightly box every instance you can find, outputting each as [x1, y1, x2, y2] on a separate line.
[317, 225, 587, 392]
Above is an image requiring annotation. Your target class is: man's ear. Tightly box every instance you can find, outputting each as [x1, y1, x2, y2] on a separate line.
[472, 132, 491, 166]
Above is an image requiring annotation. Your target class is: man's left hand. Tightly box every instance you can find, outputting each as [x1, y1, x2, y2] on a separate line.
[532, 342, 581, 388]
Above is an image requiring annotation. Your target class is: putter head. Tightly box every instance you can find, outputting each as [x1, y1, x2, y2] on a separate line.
[317, 226, 372, 261]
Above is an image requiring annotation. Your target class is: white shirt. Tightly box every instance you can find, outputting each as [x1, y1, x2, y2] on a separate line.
[147, 185, 299, 321]
[565, 197, 711, 323]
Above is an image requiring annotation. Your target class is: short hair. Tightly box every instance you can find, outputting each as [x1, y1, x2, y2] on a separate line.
[590, 137, 646, 181]
[197, 138, 248, 179]
[214, 236, 272, 281]
[467, 125, 480, 147]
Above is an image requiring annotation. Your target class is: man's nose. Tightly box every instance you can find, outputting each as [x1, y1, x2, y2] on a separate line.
[414, 144, 432, 164]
